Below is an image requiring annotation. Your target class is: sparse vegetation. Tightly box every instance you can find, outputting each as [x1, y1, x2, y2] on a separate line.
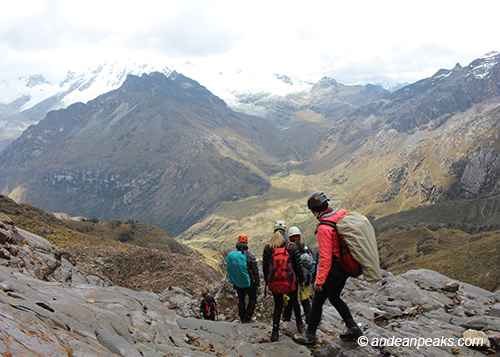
[0, 194, 225, 295]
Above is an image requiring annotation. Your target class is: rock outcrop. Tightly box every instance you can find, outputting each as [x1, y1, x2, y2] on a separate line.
[0, 212, 107, 286]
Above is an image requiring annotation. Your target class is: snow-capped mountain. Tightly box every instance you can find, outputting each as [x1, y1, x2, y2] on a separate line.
[1, 61, 172, 111]
[1, 51, 498, 149]
[0, 61, 172, 148]
[0, 60, 315, 148]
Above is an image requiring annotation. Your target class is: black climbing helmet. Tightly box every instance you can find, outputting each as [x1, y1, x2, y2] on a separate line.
[307, 191, 330, 212]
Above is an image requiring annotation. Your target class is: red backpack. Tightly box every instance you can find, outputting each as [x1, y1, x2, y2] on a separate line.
[266, 242, 297, 294]
[201, 296, 217, 320]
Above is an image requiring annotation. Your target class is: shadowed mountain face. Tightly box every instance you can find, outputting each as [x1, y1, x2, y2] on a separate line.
[0, 72, 296, 235]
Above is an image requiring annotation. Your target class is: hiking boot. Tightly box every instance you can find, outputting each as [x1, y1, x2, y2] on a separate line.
[339, 325, 363, 340]
[293, 332, 316, 345]
[297, 321, 305, 334]
[271, 326, 279, 342]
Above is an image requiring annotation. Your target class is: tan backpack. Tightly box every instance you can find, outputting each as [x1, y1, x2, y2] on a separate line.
[321, 211, 382, 282]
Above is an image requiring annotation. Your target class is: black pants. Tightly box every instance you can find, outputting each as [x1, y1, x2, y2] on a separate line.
[306, 272, 355, 337]
[283, 295, 312, 322]
[272, 287, 302, 328]
[236, 283, 257, 322]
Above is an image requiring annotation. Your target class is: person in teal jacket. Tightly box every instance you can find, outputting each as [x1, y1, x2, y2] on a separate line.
[227, 234, 260, 323]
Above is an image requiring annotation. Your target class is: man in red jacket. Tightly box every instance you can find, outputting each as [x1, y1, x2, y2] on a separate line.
[293, 191, 363, 345]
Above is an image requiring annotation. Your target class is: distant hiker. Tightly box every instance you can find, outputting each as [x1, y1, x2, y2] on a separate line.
[283, 226, 315, 324]
[293, 191, 362, 345]
[226, 234, 260, 323]
[200, 289, 217, 321]
[273, 220, 289, 242]
[263, 230, 305, 342]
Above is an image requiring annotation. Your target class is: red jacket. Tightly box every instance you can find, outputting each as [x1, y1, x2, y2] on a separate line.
[315, 209, 347, 286]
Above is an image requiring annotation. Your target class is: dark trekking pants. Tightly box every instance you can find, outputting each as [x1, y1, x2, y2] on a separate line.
[306, 271, 356, 337]
[283, 295, 312, 322]
[272, 287, 302, 328]
[236, 283, 257, 322]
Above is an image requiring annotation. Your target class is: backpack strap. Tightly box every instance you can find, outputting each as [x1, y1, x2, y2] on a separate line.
[273, 241, 291, 252]
[315, 220, 337, 234]
[316, 220, 350, 259]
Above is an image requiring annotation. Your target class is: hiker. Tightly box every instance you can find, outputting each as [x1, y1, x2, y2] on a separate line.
[283, 226, 315, 324]
[294, 191, 362, 345]
[200, 289, 217, 320]
[226, 234, 260, 323]
[273, 220, 289, 242]
[263, 229, 305, 342]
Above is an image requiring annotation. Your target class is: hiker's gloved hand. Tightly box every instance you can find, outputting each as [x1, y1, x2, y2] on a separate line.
[314, 283, 323, 292]
[300, 282, 305, 289]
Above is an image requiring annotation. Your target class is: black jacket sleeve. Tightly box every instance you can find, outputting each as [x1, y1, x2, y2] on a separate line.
[262, 244, 273, 283]
[288, 242, 305, 284]
[245, 250, 260, 287]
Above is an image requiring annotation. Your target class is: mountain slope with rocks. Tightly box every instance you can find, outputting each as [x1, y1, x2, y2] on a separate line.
[302, 52, 500, 216]
[1, 212, 499, 356]
[0, 72, 295, 235]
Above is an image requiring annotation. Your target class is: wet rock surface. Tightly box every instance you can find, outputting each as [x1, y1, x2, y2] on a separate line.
[0, 214, 498, 356]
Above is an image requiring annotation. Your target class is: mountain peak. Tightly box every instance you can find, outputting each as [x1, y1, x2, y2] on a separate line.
[317, 76, 338, 87]
[24, 74, 50, 87]
[468, 51, 500, 80]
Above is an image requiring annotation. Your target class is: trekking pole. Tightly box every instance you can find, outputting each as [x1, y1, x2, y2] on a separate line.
[314, 252, 319, 281]
[312, 252, 319, 297]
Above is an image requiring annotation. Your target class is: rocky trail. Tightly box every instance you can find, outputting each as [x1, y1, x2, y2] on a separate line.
[1, 212, 499, 356]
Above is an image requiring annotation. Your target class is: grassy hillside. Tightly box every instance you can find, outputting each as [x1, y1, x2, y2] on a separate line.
[178, 173, 321, 255]
[372, 195, 500, 291]
[0, 195, 224, 294]
[0, 194, 199, 255]
[0, 195, 121, 248]
[377, 227, 500, 291]
[372, 195, 500, 233]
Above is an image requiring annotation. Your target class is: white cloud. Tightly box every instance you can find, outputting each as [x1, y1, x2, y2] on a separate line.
[0, 0, 499, 86]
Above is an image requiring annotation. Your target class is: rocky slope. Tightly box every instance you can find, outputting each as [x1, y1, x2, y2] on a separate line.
[312, 52, 500, 206]
[1, 213, 499, 356]
[347, 51, 500, 134]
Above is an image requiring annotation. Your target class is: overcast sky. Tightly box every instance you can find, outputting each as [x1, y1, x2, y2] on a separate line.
[1, 0, 499, 87]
